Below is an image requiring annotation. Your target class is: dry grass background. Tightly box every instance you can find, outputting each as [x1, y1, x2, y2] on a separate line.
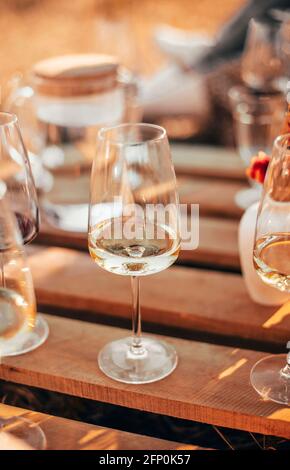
[0, 0, 244, 88]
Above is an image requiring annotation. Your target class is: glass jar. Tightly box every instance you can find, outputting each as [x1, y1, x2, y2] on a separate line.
[6, 54, 140, 232]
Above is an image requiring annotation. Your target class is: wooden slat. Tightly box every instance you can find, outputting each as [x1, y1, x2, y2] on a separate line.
[37, 215, 240, 270]
[0, 403, 194, 450]
[1, 315, 289, 439]
[178, 177, 244, 219]
[192, 216, 239, 269]
[27, 246, 289, 346]
[172, 145, 245, 181]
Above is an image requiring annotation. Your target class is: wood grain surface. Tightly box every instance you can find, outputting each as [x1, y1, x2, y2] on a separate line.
[171, 145, 245, 181]
[178, 177, 244, 219]
[1, 315, 289, 439]
[27, 246, 290, 346]
[0, 403, 195, 450]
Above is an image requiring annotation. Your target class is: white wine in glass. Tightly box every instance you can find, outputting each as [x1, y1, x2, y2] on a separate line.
[251, 133, 290, 405]
[0, 112, 48, 354]
[254, 233, 290, 291]
[88, 123, 180, 384]
[89, 217, 179, 276]
[0, 197, 46, 450]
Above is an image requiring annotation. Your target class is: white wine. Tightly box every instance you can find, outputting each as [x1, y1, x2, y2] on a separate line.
[253, 233, 290, 291]
[0, 287, 33, 341]
[89, 218, 180, 276]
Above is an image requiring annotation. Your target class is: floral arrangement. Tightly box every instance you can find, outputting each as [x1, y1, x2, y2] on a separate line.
[246, 151, 270, 184]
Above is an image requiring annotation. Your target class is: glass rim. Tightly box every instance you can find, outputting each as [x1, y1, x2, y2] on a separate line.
[274, 133, 290, 150]
[98, 123, 167, 145]
[0, 112, 18, 128]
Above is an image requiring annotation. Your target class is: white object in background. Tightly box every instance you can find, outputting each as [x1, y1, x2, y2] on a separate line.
[239, 202, 289, 306]
[139, 25, 213, 118]
[139, 64, 210, 118]
[35, 88, 124, 128]
[154, 24, 214, 66]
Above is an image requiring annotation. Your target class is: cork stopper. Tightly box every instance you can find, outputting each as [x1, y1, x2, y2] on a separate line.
[32, 54, 119, 97]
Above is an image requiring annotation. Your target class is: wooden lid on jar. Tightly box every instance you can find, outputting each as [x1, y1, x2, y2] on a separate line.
[32, 54, 119, 97]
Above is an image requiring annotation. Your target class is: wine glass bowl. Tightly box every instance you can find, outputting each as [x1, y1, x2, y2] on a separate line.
[0, 112, 39, 244]
[0, 416, 47, 450]
[241, 17, 284, 92]
[253, 134, 290, 291]
[251, 133, 290, 405]
[88, 123, 180, 384]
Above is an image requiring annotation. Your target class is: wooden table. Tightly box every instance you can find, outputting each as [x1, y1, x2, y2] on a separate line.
[1, 144, 290, 450]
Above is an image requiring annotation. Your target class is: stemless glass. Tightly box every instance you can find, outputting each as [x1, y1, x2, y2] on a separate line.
[229, 87, 285, 209]
[88, 123, 180, 384]
[251, 133, 290, 405]
[0, 112, 48, 353]
[0, 195, 36, 356]
[0, 198, 46, 450]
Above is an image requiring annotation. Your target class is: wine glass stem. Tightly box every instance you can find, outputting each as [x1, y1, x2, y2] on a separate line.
[131, 276, 144, 355]
[0, 253, 5, 288]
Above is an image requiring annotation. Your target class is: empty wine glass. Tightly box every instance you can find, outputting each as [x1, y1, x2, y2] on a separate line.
[251, 133, 290, 405]
[241, 17, 283, 92]
[88, 123, 180, 384]
[0, 112, 48, 354]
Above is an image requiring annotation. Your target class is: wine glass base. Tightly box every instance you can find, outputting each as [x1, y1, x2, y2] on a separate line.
[98, 336, 178, 384]
[235, 187, 262, 209]
[0, 416, 46, 450]
[250, 354, 290, 405]
[1, 315, 49, 357]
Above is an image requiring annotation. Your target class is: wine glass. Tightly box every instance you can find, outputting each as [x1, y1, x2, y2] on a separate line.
[88, 123, 180, 384]
[251, 133, 290, 405]
[241, 17, 284, 92]
[229, 86, 285, 209]
[0, 197, 46, 449]
[0, 415, 46, 450]
[0, 112, 48, 354]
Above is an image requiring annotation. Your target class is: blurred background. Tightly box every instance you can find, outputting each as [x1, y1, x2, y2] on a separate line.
[0, 0, 245, 144]
[1, 0, 289, 227]
[0, 0, 243, 78]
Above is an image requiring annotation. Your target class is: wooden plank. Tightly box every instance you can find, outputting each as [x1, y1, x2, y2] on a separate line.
[178, 177, 244, 220]
[37, 215, 240, 270]
[171, 145, 245, 181]
[0, 403, 195, 450]
[27, 246, 289, 346]
[191, 216, 239, 269]
[1, 315, 289, 439]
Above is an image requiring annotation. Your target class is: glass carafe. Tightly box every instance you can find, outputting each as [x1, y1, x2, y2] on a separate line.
[6, 54, 139, 232]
